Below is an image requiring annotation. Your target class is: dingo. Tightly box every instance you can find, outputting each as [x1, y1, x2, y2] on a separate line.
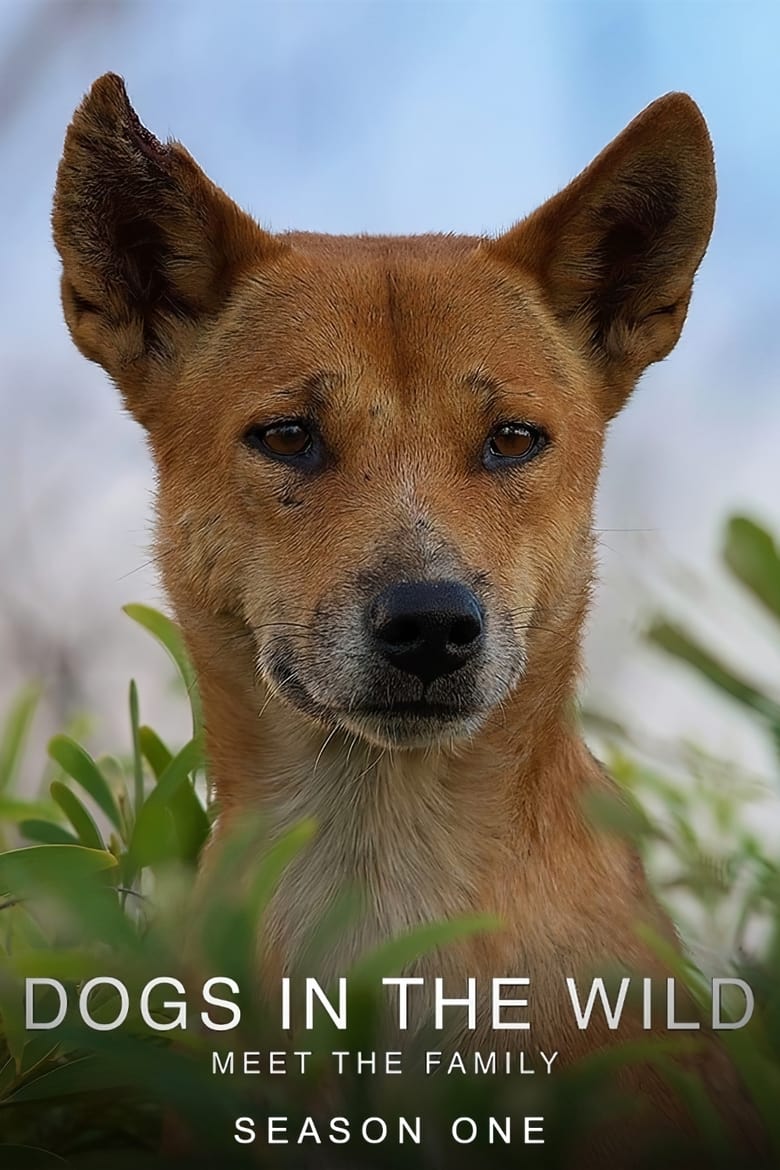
[53, 75, 757, 1157]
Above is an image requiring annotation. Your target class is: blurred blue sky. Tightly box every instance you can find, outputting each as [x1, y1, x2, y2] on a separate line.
[0, 0, 778, 771]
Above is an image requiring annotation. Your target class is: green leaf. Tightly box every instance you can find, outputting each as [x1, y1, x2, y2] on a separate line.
[0, 798, 60, 823]
[0, 971, 26, 1066]
[123, 604, 202, 735]
[199, 818, 316, 981]
[50, 781, 104, 851]
[129, 737, 203, 869]
[168, 783, 209, 864]
[583, 787, 653, 840]
[647, 620, 780, 722]
[721, 1027, 780, 1157]
[47, 735, 122, 831]
[0, 1055, 17, 1096]
[127, 801, 178, 871]
[247, 818, 318, 916]
[129, 680, 144, 816]
[138, 726, 209, 862]
[9, 946, 117, 981]
[1, 902, 49, 951]
[67, 1154, 172, 1169]
[18, 819, 79, 847]
[96, 756, 131, 842]
[138, 725, 173, 778]
[0, 845, 117, 898]
[0, 686, 39, 794]
[142, 737, 203, 813]
[723, 515, 780, 621]
[349, 914, 501, 986]
[0, 1149, 66, 1167]
[7, 1054, 128, 1103]
[17, 1032, 62, 1079]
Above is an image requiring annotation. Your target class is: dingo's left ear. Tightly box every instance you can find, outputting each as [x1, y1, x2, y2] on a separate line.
[53, 74, 285, 427]
[487, 94, 716, 418]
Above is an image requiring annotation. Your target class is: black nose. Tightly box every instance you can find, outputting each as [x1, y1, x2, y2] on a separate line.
[369, 580, 485, 684]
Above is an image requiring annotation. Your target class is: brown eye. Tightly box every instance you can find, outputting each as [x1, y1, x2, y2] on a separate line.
[484, 423, 546, 468]
[243, 419, 321, 467]
[262, 423, 311, 456]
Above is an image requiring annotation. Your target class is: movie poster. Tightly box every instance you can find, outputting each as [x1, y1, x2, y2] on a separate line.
[0, 2, 778, 1167]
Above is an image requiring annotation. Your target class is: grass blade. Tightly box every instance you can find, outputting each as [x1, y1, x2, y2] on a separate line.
[47, 736, 121, 831]
[0, 686, 39, 794]
[18, 820, 79, 847]
[49, 783, 104, 851]
[128, 681, 144, 817]
[123, 604, 202, 735]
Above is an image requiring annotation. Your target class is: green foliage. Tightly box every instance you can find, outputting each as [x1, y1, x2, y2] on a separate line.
[723, 516, 780, 623]
[0, 515, 778, 1166]
[647, 512, 780, 753]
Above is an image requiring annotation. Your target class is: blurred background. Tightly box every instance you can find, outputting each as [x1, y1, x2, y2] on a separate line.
[0, 0, 778, 792]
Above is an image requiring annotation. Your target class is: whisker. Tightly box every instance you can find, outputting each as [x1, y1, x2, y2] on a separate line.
[116, 558, 157, 582]
[344, 731, 361, 771]
[251, 622, 313, 633]
[257, 670, 297, 720]
[356, 747, 387, 781]
[311, 724, 341, 781]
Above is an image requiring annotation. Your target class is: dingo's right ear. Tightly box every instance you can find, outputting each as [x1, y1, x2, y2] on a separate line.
[52, 74, 285, 427]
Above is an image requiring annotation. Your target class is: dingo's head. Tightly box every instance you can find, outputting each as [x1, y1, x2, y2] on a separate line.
[53, 76, 714, 750]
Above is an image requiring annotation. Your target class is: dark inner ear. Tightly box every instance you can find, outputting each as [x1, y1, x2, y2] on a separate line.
[486, 93, 716, 417]
[109, 110, 211, 340]
[113, 214, 198, 352]
[585, 162, 682, 351]
[53, 73, 284, 424]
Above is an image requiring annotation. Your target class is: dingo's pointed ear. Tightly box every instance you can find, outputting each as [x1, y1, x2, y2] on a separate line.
[487, 94, 716, 418]
[52, 74, 285, 426]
